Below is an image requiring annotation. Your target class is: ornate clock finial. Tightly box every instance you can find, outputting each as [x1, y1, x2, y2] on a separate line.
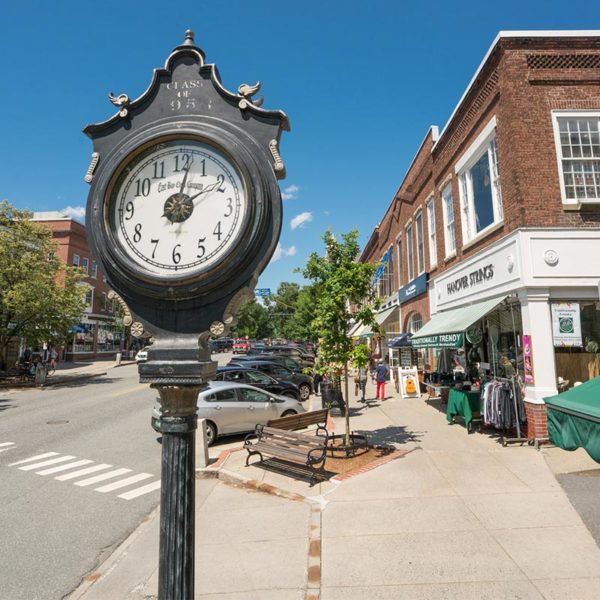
[183, 29, 195, 46]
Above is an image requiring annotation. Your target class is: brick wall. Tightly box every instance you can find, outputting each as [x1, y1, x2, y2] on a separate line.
[524, 401, 549, 440]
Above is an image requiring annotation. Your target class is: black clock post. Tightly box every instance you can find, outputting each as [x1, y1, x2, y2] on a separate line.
[83, 31, 288, 599]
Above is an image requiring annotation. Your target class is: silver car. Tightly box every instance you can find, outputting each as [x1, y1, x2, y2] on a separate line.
[151, 381, 305, 446]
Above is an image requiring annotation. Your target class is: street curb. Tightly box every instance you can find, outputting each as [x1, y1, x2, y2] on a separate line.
[67, 506, 160, 600]
[43, 371, 108, 387]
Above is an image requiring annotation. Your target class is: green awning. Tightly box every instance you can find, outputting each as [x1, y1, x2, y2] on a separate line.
[351, 323, 373, 338]
[376, 306, 398, 326]
[411, 296, 507, 348]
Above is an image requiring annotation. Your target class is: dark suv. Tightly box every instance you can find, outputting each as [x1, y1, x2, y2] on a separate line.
[229, 359, 313, 400]
[214, 366, 301, 400]
[258, 345, 315, 367]
[232, 353, 304, 373]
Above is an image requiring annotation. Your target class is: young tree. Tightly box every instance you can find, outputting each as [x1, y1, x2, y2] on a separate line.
[0, 201, 85, 370]
[300, 229, 379, 444]
[286, 283, 321, 343]
[267, 281, 300, 340]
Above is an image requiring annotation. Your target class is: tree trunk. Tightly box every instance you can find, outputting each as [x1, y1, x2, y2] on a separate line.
[344, 362, 350, 446]
[0, 337, 8, 372]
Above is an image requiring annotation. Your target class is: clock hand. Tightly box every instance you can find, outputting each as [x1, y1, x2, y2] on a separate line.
[188, 180, 219, 202]
[179, 156, 193, 192]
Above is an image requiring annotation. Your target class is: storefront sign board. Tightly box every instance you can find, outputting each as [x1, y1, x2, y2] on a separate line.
[411, 332, 464, 349]
[399, 367, 420, 398]
[551, 302, 582, 347]
[399, 273, 428, 305]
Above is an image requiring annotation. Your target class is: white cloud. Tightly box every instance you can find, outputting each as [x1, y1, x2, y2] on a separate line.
[290, 211, 313, 230]
[61, 205, 86, 220]
[271, 243, 297, 262]
[281, 184, 300, 201]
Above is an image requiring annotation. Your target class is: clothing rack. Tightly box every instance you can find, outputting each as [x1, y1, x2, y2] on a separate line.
[492, 375, 528, 446]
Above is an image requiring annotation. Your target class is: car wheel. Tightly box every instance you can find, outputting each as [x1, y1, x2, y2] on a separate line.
[281, 410, 298, 417]
[204, 421, 217, 447]
[299, 384, 311, 400]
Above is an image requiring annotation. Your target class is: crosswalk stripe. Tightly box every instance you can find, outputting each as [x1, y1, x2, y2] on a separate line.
[75, 468, 132, 487]
[36, 459, 94, 476]
[19, 456, 76, 471]
[55, 464, 112, 481]
[8, 452, 59, 466]
[118, 480, 161, 500]
[0, 442, 15, 447]
[0, 447, 16, 454]
[95, 473, 153, 493]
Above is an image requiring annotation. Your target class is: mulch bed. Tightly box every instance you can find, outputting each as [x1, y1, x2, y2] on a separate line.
[324, 437, 395, 477]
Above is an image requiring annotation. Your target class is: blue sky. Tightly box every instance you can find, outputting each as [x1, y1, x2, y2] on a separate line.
[2, 1, 600, 295]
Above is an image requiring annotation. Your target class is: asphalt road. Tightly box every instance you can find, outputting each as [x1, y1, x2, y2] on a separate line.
[0, 363, 164, 600]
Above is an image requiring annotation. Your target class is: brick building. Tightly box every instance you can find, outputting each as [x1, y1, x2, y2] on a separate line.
[32, 212, 124, 361]
[360, 31, 600, 441]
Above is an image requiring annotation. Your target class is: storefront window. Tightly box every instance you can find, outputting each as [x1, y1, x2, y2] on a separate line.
[73, 323, 95, 353]
[554, 300, 600, 386]
[97, 323, 123, 352]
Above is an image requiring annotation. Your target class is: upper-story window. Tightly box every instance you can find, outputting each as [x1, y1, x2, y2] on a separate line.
[375, 247, 395, 299]
[415, 211, 425, 275]
[406, 223, 414, 281]
[91, 261, 98, 279]
[82, 257, 89, 275]
[395, 235, 402, 287]
[552, 111, 600, 206]
[456, 117, 503, 243]
[426, 198, 437, 268]
[73, 254, 80, 268]
[441, 182, 456, 258]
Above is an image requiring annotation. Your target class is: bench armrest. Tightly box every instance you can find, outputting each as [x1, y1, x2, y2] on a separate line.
[307, 446, 327, 466]
[316, 424, 329, 442]
[244, 424, 264, 448]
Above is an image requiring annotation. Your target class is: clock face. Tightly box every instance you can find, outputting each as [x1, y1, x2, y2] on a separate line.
[108, 139, 247, 278]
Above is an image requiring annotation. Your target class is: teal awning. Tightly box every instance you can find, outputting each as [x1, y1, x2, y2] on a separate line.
[411, 296, 507, 348]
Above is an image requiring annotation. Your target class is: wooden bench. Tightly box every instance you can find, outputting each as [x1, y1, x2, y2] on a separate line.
[267, 408, 329, 436]
[244, 424, 328, 485]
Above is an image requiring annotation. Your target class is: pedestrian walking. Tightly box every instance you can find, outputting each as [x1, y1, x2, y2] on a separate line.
[374, 359, 389, 400]
[358, 366, 368, 402]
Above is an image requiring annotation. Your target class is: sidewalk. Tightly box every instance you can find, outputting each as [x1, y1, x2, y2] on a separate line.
[70, 378, 600, 600]
[0, 358, 135, 390]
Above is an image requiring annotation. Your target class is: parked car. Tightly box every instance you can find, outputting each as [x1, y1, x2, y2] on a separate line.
[232, 353, 304, 373]
[258, 345, 315, 367]
[135, 348, 149, 362]
[229, 359, 313, 400]
[214, 366, 301, 401]
[232, 339, 252, 354]
[210, 338, 234, 353]
[151, 381, 305, 446]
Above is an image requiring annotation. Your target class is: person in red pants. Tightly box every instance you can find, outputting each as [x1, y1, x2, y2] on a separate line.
[374, 359, 389, 400]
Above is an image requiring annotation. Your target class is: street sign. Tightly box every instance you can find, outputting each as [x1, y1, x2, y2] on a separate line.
[255, 288, 272, 297]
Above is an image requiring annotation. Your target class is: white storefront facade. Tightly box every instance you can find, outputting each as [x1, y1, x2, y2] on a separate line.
[426, 228, 600, 439]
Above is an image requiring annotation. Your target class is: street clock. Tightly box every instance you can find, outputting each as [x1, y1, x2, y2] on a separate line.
[84, 30, 289, 384]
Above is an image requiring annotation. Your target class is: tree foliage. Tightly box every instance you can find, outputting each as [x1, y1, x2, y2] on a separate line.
[301, 229, 379, 373]
[0, 201, 85, 369]
[231, 297, 273, 340]
[265, 281, 300, 340]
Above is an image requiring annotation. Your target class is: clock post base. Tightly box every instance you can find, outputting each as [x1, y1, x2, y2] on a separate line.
[154, 386, 201, 600]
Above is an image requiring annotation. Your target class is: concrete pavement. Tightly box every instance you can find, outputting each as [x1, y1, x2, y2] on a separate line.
[69, 378, 600, 600]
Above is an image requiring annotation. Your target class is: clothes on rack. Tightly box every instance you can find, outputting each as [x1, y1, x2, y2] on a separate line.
[482, 379, 526, 429]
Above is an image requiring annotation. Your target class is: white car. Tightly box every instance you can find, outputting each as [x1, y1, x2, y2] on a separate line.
[135, 349, 148, 362]
[151, 381, 305, 446]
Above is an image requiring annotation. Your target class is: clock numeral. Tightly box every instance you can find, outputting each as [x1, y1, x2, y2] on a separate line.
[125, 201, 134, 221]
[213, 221, 222, 241]
[216, 174, 226, 193]
[133, 223, 142, 243]
[199, 158, 206, 177]
[151, 238, 159, 259]
[224, 198, 233, 217]
[197, 237, 206, 258]
[172, 244, 182, 264]
[134, 178, 151, 197]
[174, 153, 191, 172]
[152, 161, 165, 179]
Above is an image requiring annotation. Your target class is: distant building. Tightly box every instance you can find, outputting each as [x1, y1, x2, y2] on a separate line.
[32, 212, 124, 361]
[360, 31, 600, 441]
